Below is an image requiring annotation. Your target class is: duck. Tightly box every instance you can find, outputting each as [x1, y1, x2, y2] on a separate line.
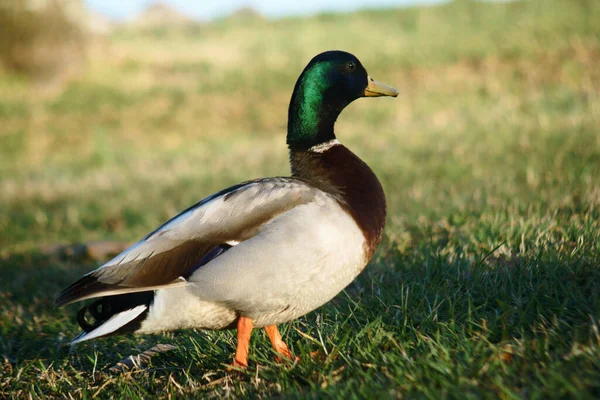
[56, 50, 398, 368]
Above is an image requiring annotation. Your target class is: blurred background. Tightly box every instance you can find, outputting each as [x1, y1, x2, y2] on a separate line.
[1, 1, 600, 395]
[0, 0, 598, 254]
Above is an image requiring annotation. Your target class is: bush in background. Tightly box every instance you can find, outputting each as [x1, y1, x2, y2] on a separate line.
[0, 0, 86, 82]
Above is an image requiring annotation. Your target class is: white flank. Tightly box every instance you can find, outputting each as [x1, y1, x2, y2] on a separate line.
[71, 305, 148, 344]
[309, 139, 340, 153]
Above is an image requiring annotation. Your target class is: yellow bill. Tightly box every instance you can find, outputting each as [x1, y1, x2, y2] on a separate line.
[364, 76, 399, 97]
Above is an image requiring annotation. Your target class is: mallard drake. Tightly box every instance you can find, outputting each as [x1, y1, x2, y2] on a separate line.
[56, 50, 398, 368]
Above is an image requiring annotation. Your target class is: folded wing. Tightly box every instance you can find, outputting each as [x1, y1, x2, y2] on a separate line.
[55, 178, 317, 306]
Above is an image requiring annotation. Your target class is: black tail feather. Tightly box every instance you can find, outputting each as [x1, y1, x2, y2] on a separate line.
[75, 291, 154, 337]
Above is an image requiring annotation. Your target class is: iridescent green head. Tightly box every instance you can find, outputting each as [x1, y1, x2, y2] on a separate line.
[287, 50, 398, 151]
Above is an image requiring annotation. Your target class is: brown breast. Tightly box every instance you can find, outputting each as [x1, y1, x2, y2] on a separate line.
[290, 144, 387, 260]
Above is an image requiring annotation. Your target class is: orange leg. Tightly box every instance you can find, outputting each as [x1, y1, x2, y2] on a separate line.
[232, 316, 253, 368]
[264, 325, 294, 361]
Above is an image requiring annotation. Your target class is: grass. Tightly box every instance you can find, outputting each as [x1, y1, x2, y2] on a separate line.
[1, 0, 600, 397]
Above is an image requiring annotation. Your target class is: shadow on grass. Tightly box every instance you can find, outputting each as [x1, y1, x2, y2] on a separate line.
[368, 239, 600, 341]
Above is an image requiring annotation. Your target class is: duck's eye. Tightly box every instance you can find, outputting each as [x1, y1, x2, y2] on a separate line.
[347, 62, 356, 71]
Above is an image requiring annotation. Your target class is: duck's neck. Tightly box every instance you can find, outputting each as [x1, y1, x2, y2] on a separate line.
[286, 66, 348, 152]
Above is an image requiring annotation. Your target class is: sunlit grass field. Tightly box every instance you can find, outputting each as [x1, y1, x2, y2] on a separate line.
[1, 0, 600, 397]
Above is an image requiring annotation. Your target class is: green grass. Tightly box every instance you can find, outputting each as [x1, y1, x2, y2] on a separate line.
[1, 0, 600, 397]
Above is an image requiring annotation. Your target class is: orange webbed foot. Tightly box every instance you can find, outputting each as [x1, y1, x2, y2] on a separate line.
[226, 359, 248, 372]
[264, 325, 300, 363]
